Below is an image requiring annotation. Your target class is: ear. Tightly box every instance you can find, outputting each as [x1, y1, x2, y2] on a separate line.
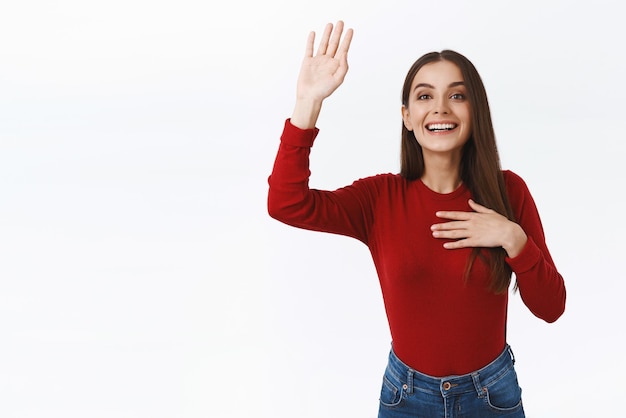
[401, 105, 413, 131]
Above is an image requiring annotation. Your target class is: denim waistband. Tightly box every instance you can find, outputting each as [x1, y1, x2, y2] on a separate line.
[385, 345, 516, 397]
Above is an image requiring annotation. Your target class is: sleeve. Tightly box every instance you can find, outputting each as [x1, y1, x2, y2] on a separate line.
[267, 119, 378, 244]
[504, 171, 566, 323]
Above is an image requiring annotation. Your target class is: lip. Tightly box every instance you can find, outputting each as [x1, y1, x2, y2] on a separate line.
[425, 120, 459, 134]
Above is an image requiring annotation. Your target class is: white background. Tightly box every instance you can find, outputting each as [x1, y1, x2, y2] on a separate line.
[1, 0, 624, 417]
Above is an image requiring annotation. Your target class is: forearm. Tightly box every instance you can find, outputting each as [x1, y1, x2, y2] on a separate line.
[290, 98, 323, 130]
[267, 120, 373, 242]
[268, 121, 317, 222]
[508, 238, 566, 323]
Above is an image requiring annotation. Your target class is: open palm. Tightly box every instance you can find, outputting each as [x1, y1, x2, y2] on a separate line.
[296, 21, 354, 102]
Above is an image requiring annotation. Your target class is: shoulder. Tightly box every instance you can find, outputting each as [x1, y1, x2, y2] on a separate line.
[502, 170, 538, 216]
[342, 173, 408, 199]
[503, 170, 531, 195]
[351, 173, 407, 189]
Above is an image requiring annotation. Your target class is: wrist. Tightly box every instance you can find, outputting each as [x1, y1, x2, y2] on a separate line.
[290, 98, 323, 130]
[503, 223, 527, 258]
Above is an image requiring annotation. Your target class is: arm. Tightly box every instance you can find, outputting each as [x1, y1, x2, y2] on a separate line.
[430, 173, 566, 322]
[267, 120, 376, 243]
[267, 22, 374, 243]
[504, 175, 566, 323]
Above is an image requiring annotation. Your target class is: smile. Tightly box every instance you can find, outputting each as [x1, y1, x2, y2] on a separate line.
[426, 123, 457, 132]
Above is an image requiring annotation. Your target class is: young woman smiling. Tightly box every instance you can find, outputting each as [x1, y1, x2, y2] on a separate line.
[267, 21, 566, 418]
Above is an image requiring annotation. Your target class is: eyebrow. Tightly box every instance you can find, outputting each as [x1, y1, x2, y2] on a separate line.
[413, 81, 465, 91]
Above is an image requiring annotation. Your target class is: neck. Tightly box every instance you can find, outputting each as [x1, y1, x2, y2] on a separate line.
[421, 152, 463, 194]
[421, 156, 462, 194]
[421, 173, 462, 194]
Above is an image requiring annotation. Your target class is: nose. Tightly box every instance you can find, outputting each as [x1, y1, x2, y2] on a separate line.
[433, 97, 450, 114]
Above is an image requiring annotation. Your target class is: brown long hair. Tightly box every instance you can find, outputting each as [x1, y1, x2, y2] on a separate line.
[400, 50, 515, 294]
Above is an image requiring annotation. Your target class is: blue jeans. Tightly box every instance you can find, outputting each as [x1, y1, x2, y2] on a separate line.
[378, 345, 525, 417]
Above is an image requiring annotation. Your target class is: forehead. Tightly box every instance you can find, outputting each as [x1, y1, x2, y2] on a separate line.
[411, 60, 464, 87]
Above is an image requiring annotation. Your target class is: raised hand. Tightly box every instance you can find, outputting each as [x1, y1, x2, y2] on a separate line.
[430, 199, 528, 258]
[297, 21, 353, 102]
[290, 21, 353, 129]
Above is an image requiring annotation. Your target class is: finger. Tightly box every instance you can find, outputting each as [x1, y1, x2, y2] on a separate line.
[337, 27, 354, 61]
[431, 220, 467, 231]
[435, 210, 472, 221]
[304, 31, 315, 58]
[432, 228, 469, 240]
[326, 20, 344, 57]
[468, 199, 494, 213]
[443, 239, 472, 250]
[315, 22, 333, 56]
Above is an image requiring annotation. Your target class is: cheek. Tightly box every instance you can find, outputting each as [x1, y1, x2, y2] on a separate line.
[409, 108, 429, 126]
[459, 107, 472, 132]
[462, 105, 472, 124]
[460, 114, 474, 135]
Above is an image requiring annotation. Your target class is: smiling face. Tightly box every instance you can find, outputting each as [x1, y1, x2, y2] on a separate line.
[402, 60, 472, 160]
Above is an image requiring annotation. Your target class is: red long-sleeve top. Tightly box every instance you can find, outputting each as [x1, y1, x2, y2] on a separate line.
[268, 120, 566, 376]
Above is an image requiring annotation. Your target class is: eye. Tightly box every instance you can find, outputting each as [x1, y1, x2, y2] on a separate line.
[417, 94, 431, 100]
[450, 93, 465, 100]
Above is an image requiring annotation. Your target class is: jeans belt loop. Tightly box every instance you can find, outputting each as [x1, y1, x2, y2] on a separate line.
[406, 369, 414, 394]
[471, 372, 484, 397]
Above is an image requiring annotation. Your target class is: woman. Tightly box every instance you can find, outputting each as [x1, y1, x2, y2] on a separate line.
[267, 21, 565, 417]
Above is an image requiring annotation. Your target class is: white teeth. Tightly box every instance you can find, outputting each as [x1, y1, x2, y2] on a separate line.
[427, 123, 456, 131]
